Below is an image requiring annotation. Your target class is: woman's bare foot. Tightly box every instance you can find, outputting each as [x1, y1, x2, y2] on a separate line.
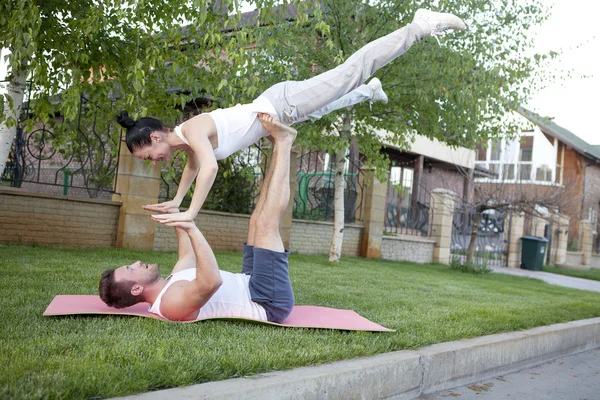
[258, 113, 297, 144]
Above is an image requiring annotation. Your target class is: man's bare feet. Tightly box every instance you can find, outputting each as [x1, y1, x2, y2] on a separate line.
[258, 113, 297, 144]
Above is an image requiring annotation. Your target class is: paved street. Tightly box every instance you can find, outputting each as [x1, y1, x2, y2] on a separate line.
[422, 348, 600, 400]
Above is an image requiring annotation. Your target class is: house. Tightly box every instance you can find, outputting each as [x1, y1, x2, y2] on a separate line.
[377, 131, 475, 236]
[473, 106, 600, 247]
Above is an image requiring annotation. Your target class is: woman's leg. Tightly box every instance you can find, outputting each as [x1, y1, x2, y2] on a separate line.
[306, 78, 387, 121]
[261, 10, 464, 125]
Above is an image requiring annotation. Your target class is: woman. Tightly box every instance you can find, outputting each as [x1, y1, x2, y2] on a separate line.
[117, 8, 465, 224]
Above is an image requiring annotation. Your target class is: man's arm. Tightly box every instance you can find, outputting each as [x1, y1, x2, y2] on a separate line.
[159, 221, 223, 321]
[170, 225, 196, 274]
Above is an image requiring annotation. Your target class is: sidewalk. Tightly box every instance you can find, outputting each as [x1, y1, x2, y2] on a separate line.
[116, 317, 600, 400]
[422, 348, 600, 400]
[491, 266, 600, 293]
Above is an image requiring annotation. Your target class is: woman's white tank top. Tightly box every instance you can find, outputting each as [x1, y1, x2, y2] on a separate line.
[173, 95, 277, 160]
[148, 268, 267, 321]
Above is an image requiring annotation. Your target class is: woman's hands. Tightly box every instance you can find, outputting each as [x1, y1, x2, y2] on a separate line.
[143, 199, 182, 213]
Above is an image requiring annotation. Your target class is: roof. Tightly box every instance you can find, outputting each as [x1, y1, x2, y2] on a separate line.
[517, 106, 600, 161]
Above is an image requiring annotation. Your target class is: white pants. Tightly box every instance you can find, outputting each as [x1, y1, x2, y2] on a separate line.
[261, 22, 426, 125]
[306, 84, 375, 121]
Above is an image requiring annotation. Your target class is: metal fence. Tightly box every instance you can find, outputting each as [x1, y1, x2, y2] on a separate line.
[293, 149, 364, 223]
[1, 90, 120, 199]
[450, 204, 508, 268]
[384, 181, 431, 237]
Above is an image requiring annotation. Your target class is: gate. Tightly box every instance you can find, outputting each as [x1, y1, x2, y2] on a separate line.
[450, 204, 508, 268]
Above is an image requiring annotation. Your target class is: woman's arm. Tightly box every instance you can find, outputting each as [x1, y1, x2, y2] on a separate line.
[151, 115, 219, 223]
[172, 151, 200, 206]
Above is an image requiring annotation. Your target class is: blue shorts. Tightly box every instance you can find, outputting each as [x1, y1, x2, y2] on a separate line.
[242, 243, 294, 323]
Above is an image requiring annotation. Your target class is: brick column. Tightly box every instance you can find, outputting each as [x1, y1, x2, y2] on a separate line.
[280, 147, 299, 250]
[580, 219, 593, 266]
[507, 212, 525, 268]
[553, 214, 570, 265]
[112, 141, 161, 249]
[360, 167, 387, 259]
[428, 189, 456, 264]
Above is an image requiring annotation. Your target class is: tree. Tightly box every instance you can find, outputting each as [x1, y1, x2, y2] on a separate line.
[2, 1, 560, 263]
[249, 0, 558, 262]
[0, 0, 271, 175]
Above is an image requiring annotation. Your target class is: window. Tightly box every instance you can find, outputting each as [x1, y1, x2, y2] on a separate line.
[389, 166, 414, 194]
[503, 164, 515, 180]
[555, 142, 564, 184]
[536, 165, 552, 182]
[490, 139, 502, 161]
[520, 136, 534, 162]
[488, 164, 500, 177]
[518, 164, 532, 180]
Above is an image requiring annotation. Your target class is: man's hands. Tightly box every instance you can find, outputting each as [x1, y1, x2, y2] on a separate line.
[146, 204, 198, 228]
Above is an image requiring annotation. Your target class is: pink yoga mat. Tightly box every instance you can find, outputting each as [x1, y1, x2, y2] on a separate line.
[44, 295, 392, 332]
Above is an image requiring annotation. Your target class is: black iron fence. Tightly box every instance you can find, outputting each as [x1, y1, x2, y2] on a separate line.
[293, 149, 364, 223]
[384, 181, 431, 237]
[450, 203, 508, 268]
[1, 89, 120, 199]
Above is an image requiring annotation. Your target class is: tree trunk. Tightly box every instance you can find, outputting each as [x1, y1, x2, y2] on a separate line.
[328, 113, 351, 263]
[466, 212, 481, 264]
[0, 72, 26, 176]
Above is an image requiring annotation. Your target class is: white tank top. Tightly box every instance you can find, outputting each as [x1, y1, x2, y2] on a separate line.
[173, 95, 278, 160]
[148, 269, 268, 321]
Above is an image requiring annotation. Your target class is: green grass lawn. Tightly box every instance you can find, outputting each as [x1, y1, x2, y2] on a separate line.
[2, 244, 600, 399]
[544, 265, 600, 282]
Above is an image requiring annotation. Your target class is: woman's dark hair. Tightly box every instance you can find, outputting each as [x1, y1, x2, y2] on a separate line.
[116, 110, 167, 153]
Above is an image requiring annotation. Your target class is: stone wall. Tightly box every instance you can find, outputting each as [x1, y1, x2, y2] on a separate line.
[0, 188, 119, 247]
[566, 251, 583, 266]
[290, 220, 363, 256]
[382, 235, 435, 263]
[590, 254, 600, 269]
[154, 209, 251, 252]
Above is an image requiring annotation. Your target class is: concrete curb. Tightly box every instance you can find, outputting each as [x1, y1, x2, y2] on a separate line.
[118, 317, 600, 400]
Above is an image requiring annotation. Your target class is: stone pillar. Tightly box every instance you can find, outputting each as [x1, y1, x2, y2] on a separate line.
[112, 141, 161, 250]
[360, 167, 387, 259]
[580, 219, 593, 266]
[280, 147, 299, 250]
[428, 189, 456, 264]
[553, 214, 570, 265]
[506, 212, 525, 268]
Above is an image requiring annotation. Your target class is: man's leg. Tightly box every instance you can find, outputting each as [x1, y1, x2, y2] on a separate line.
[242, 137, 277, 275]
[261, 10, 464, 124]
[247, 114, 297, 322]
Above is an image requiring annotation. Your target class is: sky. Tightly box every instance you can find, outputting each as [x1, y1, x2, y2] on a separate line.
[1, 0, 598, 143]
[525, 0, 600, 144]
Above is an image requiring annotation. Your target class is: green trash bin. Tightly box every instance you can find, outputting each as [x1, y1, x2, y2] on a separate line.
[520, 236, 549, 271]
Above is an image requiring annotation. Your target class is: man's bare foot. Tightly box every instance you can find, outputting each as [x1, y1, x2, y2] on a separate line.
[258, 113, 297, 144]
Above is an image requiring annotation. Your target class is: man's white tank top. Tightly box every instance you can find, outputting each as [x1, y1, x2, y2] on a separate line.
[173, 95, 277, 160]
[148, 268, 268, 321]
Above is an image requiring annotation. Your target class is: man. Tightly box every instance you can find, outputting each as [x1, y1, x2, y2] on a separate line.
[99, 113, 297, 323]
